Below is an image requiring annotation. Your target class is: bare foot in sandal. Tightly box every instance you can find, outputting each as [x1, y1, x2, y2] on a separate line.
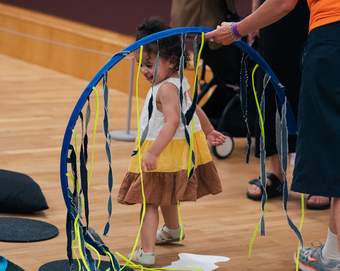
[247, 172, 283, 201]
[247, 155, 284, 201]
[306, 195, 331, 210]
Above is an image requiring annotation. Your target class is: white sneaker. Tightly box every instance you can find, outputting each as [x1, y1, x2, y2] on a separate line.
[129, 248, 155, 266]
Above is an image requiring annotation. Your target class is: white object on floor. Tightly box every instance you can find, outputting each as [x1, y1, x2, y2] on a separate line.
[164, 253, 230, 271]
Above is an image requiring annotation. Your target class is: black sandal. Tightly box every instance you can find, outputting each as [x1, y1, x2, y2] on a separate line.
[306, 195, 331, 210]
[246, 172, 283, 201]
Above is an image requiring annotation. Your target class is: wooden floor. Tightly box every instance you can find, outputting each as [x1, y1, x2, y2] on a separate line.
[0, 54, 329, 271]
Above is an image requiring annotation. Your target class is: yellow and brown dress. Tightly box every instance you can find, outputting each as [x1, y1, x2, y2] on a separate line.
[118, 77, 222, 206]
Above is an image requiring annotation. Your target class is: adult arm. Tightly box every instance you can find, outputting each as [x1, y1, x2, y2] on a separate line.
[252, 0, 261, 12]
[248, 0, 262, 42]
[205, 0, 298, 45]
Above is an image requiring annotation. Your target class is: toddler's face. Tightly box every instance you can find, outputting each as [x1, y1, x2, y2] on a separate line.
[139, 52, 175, 84]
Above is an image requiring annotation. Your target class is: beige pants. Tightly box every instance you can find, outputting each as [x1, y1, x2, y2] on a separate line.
[170, 0, 236, 28]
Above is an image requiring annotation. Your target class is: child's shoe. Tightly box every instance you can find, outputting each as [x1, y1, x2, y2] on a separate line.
[156, 225, 185, 245]
[296, 245, 340, 271]
[129, 248, 155, 266]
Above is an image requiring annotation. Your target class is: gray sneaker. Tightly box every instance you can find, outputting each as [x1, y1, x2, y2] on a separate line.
[297, 246, 340, 271]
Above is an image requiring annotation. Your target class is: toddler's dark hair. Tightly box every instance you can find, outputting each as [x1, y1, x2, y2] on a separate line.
[136, 17, 188, 70]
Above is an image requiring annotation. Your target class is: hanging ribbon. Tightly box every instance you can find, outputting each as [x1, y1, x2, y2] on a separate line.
[102, 73, 114, 236]
[59, 27, 300, 271]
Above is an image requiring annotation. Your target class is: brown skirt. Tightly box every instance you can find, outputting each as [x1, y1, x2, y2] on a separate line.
[118, 161, 222, 206]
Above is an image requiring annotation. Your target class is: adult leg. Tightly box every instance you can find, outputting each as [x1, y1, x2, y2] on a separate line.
[247, 154, 283, 197]
[323, 198, 340, 258]
[297, 199, 340, 270]
[247, 66, 285, 200]
[306, 195, 331, 210]
[248, 1, 329, 208]
[332, 198, 340, 252]
[292, 21, 340, 269]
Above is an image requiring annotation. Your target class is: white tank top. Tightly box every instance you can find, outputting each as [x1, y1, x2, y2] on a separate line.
[140, 77, 202, 140]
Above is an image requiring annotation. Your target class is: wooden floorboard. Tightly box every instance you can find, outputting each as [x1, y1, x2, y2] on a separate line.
[0, 54, 328, 271]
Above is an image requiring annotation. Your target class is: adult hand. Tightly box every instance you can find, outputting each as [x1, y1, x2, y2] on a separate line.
[142, 151, 157, 171]
[205, 22, 237, 46]
[207, 130, 226, 146]
[248, 30, 259, 45]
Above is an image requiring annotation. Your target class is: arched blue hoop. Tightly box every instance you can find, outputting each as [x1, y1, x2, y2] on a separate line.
[60, 26, 297, 209]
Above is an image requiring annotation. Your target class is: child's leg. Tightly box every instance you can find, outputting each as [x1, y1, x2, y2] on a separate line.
[141, 204, 159, 253]
[155, 205, 184, 245]
[160, 205, 179, 229]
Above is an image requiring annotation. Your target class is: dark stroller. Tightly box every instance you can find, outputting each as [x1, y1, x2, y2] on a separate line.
[198, 42, 257, 159]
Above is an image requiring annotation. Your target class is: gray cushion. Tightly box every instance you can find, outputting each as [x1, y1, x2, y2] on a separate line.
[0, 169, 48, 213]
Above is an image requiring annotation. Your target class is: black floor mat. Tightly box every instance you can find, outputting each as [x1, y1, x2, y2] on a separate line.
[39, 260, 134, 271]
[0, 217, 58, 242]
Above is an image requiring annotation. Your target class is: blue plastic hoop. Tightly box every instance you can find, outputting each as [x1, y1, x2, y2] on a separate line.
[60, 26, 297, 209]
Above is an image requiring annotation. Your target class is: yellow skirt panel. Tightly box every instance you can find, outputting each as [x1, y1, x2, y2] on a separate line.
[128, 131, 212, 173]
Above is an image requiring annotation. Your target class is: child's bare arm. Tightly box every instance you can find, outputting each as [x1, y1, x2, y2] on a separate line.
[142, 83, 180, 171]
[195, 106, 226, 146]
[184, 90, 214, 135]
[195, 106, 214, 136]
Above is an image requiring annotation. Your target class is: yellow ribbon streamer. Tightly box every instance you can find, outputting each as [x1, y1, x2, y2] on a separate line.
[295, 193, 305, 271]
[248, 64, 266, 257]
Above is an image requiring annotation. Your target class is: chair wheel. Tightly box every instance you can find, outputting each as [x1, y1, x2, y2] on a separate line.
[212, 134, 234, 159]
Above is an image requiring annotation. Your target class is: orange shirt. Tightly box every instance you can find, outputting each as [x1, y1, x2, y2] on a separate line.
[308, 0, 340, 31]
